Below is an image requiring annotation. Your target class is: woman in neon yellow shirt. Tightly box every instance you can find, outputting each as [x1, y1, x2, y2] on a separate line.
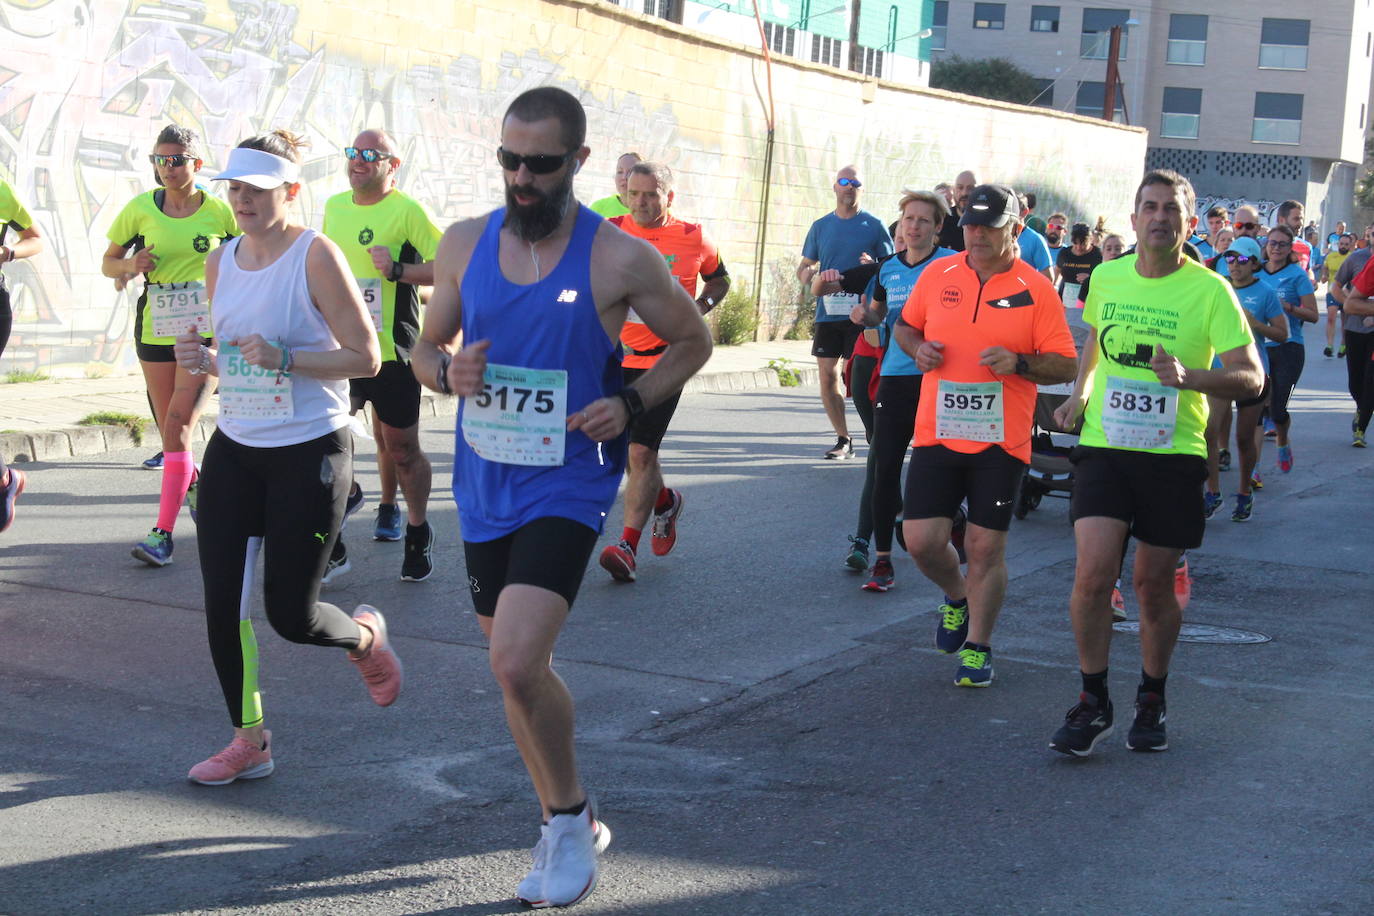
[102, 125, 237, 567]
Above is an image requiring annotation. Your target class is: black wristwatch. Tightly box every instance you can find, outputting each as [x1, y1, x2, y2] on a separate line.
[616, 386, 646, 421]
[389, 259, 404, 282]
[1014, 355, 1030, 376]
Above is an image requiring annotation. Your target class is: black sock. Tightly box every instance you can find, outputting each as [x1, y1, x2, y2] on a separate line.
[963, 641, 990, 653]
[548, 799, 587, 819]
[1139, 670, 1167, 700]
[1081, 669, 1109, 705]
[945, 596, 968, 609]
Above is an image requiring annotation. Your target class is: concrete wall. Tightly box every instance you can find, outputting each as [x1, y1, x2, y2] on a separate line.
[0, 0, 1146, 376]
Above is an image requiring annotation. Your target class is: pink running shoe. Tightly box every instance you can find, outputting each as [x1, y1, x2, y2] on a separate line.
[188, 730, 274, 785]
[1, 467, 26, 534]
[351, 605, 403, 706]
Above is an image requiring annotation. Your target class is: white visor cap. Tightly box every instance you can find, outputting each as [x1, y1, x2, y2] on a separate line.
[213, 147, 300, 189]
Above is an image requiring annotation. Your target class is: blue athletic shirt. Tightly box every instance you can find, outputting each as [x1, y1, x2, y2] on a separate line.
[1232, 281, 1284, 374]
[801, 210, 893, 323]
[1256, 261, 1315, 346]
[866, 247, 957, 376]
[1017, 226, 1052, 272]
[453, 205, 627, 542]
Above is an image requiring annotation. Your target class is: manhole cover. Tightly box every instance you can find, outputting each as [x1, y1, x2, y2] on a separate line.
[1111, 621, 1271, 644]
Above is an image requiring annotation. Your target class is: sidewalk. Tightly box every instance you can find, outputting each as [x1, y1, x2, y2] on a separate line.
[0, 339, 819, 462]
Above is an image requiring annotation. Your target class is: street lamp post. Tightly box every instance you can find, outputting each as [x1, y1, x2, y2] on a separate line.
[1102, 24, 1123, 122]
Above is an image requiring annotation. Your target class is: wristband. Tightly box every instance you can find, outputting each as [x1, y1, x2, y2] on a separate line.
[616, 386, 646, 421]
[389, 259, 404, 283]
[437, 353, 453, 395]
[279, 345, 293, 373]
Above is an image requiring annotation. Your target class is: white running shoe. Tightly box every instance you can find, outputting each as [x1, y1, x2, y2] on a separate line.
[520, 808, 611, 908]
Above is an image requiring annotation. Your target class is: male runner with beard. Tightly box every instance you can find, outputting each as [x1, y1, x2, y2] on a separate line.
[411, 87, 711, 908]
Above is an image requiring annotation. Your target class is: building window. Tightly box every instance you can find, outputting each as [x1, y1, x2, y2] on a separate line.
[811, 34, 842, 67]
[854, 46, 885, 77]
[1081, 8, 1130, 60]
[763, 21, 796, 57]
[1160, 87, 1202, 139]
[1253, 92, 1303, 144]
[640, 0, 681, 23]
[1031, 5, 1059, 32]
[1076, 80, 1124, 121]
[1032, 78, 1055, 107]
[1166, 14, 1207, 65]
[974, 3, 1005, 30]
[1259, 19, 1309, 70]
[931, 1, 948, 50]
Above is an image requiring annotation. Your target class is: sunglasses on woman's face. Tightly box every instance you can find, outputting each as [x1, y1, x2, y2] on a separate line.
[1224, 253, 1256, 264]
[1267, 240, 1292, 248]
[495, 147, 575, 174]
[344, 147, 395, 163]
[149, 154, 196, 168]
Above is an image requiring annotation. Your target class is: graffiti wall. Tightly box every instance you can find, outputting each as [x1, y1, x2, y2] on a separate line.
[0, 0, 1147, 374]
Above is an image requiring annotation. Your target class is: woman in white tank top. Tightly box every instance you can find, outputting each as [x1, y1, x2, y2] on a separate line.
[172, 131, 404, 787]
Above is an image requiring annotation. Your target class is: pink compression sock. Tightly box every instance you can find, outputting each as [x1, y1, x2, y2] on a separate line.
[157, 451, 195, 531]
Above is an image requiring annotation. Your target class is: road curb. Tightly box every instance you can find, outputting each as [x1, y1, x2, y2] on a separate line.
[0, 366, 817, 462]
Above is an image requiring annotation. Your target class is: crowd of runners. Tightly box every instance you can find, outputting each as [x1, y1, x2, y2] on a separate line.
[0, 83, 1370, 908]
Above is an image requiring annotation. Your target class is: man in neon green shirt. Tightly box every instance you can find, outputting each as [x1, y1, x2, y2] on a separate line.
[322, 129, 441, 582]
[588, 151, 640, 218]
[1048, 169, 1262, 758]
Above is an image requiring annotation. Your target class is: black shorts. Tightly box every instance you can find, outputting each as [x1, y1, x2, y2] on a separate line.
[463, 517, 600, 617]
[350, 359, 422, 429]
[903, 444, 1024, 532]
[1236, 376, 1271, 410]
[137, 338, 210, 363]
[1069, 446, 1207, 550]
[811, 320, 861, 359]
[622, 367, 681, 451]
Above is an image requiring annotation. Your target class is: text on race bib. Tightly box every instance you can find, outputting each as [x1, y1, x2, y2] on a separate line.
[1101, 376, 1178, 449]
[148, 281, 211, 338]
[461, 363, 568, 467]
[820, 292, 860, 317]
[218, 343, 293, 420]
[357, 277, 383, 332]
[1060, 282, 1082, 309]
[935, 379, 1004, 443]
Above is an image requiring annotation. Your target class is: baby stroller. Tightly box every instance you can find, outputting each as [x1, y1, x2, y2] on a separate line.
[1015, 320, 1090, 520]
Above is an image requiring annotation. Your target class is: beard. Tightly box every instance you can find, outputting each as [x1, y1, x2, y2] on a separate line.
[1047, 230, 1063, 245]
[503, 170, 575, 242]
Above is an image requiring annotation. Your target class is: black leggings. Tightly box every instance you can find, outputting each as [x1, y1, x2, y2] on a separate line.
[1344, 330, 1374, 433]
[1266, 341, 1305, 428]
[850, 354, 878, 443]
[869, 375, 921, 553]
[197, 427, 361, 728]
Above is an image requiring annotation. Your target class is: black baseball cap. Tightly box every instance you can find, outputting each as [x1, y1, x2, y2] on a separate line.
[958, 184, 1019, 228]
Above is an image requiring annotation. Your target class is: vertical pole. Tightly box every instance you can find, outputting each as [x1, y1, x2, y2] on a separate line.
[848, 0, 864, 72]
[1102, 25, 1122, 122]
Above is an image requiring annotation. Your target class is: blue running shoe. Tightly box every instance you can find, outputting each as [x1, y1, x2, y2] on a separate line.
[1277, 444, 1293, 473]
[954, 646, 993, 687]
[936, 600, 969, 654]
[132, 528, 173, 567]
[1231, 493, 1254, 522]
[374, 503, 403, 541]
[142, 451, 164, 470]
[1203, 491, 1223, 520]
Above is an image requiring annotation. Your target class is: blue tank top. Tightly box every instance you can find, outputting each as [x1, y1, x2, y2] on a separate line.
[453, 205, 627, 541]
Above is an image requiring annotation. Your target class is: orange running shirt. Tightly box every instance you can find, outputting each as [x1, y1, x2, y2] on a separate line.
[901, 254, 1076, 462]
[610, 214, 722, 368]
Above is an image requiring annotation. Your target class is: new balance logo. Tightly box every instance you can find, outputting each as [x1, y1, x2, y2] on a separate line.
[556, 289, 578, 303]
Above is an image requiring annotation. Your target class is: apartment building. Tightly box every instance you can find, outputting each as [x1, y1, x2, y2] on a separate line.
[929, 1, 1374, 228]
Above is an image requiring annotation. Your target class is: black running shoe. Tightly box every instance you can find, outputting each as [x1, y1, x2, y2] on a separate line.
[1050, 692, 1114, 757]
[321, 538, 349, 586]
[824, 437, 854, 460]
[401, 521, 435, 582]
[1126, 691, 1168, 752]
[344, 482, 365, 522]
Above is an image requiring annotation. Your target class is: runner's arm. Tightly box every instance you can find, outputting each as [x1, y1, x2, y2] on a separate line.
[978, 347, 1077, 384]
[1343, 293, 1374, 316]
[697, 271, 730, 315]
[0, 223, 42, 262]
[796, 256, 819, 286]
[368, 245, 435, 286]
[412, 222, 470, 394]
[1249, 310, 1289, 343]
[1151, 342, 1262, 401]
[283, 235, 380, 380]
[1285, 291, 1319, 324]
[174, 247, 224, 376]
[1052, 336, 1100, 431]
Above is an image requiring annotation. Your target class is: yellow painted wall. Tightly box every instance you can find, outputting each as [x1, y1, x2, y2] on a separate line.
[0, 0, 1146, 373]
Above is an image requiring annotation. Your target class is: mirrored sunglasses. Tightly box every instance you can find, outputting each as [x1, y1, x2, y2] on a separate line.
[149, 154, 196, 168]
[344, 147, 394, 163]
[496, 147, 575, 174]
[837, 178, 862, 188]
[1223, 253, 1256, 264]
[1234, 221, 1258, 230]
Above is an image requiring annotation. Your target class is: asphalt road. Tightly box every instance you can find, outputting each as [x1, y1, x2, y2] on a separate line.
[2, 350, 1372, 915]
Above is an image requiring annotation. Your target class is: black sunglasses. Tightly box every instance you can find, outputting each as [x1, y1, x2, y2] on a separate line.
[496, 147, 576, 174]
[1223, 253, 1256, 264]
[344, 147, 394, 163]
[149, 154, 196, 168]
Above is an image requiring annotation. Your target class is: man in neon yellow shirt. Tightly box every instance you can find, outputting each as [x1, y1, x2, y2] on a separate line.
[588, 151, 640, 218]
[322, 129, 441, 582]
[1049, 169, 1262, 758]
